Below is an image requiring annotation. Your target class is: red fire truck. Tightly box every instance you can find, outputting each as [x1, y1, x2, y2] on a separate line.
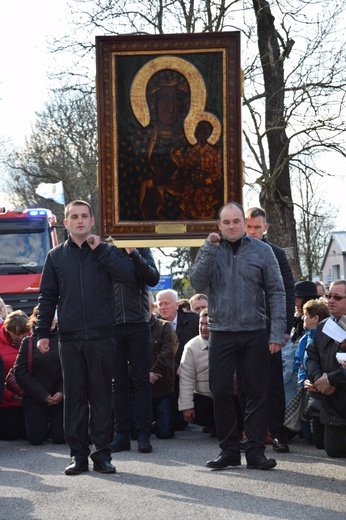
[0, 207, 59, 315]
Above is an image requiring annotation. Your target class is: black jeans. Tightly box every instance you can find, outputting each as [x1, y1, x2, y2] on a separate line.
[0, 407, 26, 440]
[209, 330, 269, 457]
[324, 424, 346, 457]
[113, 322, 152, 436]
[312, 417, 325, 450]
[130, 393, 175, 439]
[193, 393, 215, 429]
[238, 345, 286, 442]
[24, 403, 64, 445]
[60, 338, 114, 461]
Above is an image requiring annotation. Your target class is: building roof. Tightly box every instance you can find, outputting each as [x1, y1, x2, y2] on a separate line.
[321, 231, 346, 271]
[332, 231, 346, 252]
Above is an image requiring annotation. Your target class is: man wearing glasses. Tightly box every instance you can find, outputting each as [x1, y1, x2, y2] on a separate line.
[306, 279, 346, 458]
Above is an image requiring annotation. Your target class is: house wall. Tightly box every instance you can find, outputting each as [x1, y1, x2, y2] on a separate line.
[321, 238, 345, 285]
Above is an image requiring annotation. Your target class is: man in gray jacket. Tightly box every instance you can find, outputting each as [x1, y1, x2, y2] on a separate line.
[190, 202, 286, 470]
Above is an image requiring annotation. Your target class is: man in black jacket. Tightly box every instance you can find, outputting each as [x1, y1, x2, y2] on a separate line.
[109, 248, 159, 454]
[245, 207, 295, 452]
[306, 279, 346, 458]
[129, 292, 179, 440]
[36, 200, 135, 476]
[156, 289, 199, 431]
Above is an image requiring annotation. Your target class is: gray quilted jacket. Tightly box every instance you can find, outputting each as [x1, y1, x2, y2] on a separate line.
[190, 235, 286, 344]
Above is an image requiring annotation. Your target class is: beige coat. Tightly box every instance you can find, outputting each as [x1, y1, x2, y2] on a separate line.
[178, 335, 212, 411]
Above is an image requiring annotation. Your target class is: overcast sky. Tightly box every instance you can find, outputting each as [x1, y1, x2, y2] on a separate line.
[0, 1, 66, 146]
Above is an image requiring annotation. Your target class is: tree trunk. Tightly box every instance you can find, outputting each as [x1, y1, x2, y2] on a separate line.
[253, 0, 301, 279]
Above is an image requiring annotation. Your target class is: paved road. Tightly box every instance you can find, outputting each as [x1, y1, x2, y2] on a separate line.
[0, 426, 345, 520]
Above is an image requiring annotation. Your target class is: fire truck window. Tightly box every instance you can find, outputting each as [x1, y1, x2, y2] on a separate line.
[0, 236, 17, 262]
[28, 234, 45, 264]
[14, 236, 34, 263]
[0, 234, 41, 265]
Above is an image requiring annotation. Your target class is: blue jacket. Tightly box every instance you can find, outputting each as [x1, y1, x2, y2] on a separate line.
[190, 235, 286, 343]
[294, 328, 316, 386]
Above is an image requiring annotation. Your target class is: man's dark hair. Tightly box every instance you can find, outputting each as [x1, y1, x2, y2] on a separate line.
[65, 200, 93, 219]
[190, 293, 208, 304]
[218, 202, 245, 219]
[178, 298, 191, 311]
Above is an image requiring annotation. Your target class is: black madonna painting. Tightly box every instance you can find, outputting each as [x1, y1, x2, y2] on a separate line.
[96, 32, 242, 241]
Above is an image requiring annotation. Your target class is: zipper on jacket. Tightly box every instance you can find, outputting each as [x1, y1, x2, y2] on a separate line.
[231, 239, 244, 331]
[120, 284, 126, 323]
[232, 252, 237, 331]
[79, 248, 88, 339]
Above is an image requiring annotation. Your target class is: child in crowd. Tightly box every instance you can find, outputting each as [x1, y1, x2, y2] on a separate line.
[294, 299, 330, 447]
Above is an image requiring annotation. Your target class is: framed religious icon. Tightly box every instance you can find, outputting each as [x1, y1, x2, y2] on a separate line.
[96, 32, 242, 244]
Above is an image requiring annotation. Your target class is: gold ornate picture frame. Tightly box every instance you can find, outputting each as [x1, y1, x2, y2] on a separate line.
[96, 32, 242, 244]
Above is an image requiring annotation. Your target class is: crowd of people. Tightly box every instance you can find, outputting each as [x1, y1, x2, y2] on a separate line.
[1, 200, 345, 477]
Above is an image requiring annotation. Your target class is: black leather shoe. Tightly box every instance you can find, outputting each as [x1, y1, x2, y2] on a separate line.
[93, 460, 116, 474]
[272, 438, 290, 453]
[64, 459, 89, 475]
[247, 454, 277, 470]
[109, 433, 131, 452]
[206, 453, 241, 469]
[138, 433, 152, 453]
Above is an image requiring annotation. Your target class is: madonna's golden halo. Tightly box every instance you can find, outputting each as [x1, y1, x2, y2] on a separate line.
[130, 56, 221, 146]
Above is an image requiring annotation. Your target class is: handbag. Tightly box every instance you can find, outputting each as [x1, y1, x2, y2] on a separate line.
[4, 334, 33, 398]
[284, 387, 305, 432]
[303, 391, 322, 420]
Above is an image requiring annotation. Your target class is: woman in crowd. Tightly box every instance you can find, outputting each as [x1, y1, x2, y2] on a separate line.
[14, 307, 64, 445]
[0, 310, 29, 439]
[282, 281, 319, 405]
